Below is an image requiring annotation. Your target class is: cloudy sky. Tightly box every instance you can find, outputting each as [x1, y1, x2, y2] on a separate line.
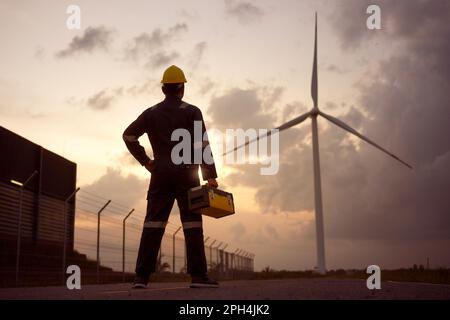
[1, 0, 450, 271]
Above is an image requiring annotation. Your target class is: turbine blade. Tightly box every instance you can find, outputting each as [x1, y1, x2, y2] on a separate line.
[311, 12, 318, 108]
[319, 111, 413, 169]
[222, 111, 311, 156]
[277, 110, 312, 132]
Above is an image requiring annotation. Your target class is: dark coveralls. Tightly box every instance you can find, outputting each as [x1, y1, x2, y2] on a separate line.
[123, 95, 217, 279]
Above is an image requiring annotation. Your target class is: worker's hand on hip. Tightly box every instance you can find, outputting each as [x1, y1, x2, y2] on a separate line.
[144, 159, 155, 173]
[207, 179, 218, 188]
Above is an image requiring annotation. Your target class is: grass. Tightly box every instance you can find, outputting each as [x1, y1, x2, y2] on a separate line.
[251, 266, 450, 285]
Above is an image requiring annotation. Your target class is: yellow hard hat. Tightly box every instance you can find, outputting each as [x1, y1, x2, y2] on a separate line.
[161, 65, 187, 84]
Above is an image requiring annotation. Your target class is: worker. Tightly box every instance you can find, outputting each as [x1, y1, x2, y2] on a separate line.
[123, 65, 219, 289]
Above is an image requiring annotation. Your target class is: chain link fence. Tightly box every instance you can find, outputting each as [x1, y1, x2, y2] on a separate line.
[74, 189, 255, 283]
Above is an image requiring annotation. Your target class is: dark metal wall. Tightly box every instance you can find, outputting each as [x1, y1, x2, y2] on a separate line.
[0, 126, 77, 247]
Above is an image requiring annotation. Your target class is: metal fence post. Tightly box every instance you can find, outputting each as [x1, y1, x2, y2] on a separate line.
[237, 249, 243, 271]
[245, 252, 250, 271]
[216, 242, 224, 274]
[96, 200, 111, 284]
[222, 244, 228, 274]
[216, 242, 222, 268]
[240, 251, 244, 271]
[233, 249, 239, 270]
[172, 226, 182, 273]
[251, 253, 255, 272]
[13, 170, 38, 287]
[246, 252, 251, 271]
[245, 252, 249, 271]
[209, 239, 217, 269]
[122, 208, 134, 282]
[62, 187, 80, 284]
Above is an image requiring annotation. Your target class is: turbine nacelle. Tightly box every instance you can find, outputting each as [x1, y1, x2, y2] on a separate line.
[310, 108, 319, 116]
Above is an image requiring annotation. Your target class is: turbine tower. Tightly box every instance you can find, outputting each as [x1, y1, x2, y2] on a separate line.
[223, 13, 412, 274]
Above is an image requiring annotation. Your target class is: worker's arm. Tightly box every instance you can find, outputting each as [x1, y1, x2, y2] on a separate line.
[193, 108, 218, 182]
[122, 112, 152, 169]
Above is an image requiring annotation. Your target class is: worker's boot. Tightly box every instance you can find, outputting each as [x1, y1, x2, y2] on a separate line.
[190, 275, 219, 288]
[132, 275, 149, 289]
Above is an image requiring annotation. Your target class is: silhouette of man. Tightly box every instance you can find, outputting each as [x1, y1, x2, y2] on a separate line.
[123, 65, 219, 288]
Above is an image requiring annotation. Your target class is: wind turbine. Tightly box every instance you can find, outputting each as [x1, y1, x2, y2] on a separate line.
[223, 13, 412, 274]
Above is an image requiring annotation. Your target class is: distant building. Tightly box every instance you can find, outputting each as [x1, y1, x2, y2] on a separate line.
[0, 126, 77, 285]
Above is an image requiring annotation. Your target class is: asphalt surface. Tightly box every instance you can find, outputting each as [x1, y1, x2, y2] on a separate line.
[1, 279, 450, 300]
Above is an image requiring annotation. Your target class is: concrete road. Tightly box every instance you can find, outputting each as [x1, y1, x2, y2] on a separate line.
[1, 279, 450, 300]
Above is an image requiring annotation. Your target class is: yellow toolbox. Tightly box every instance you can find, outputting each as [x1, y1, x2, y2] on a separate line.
[188, 185, 235, 219]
